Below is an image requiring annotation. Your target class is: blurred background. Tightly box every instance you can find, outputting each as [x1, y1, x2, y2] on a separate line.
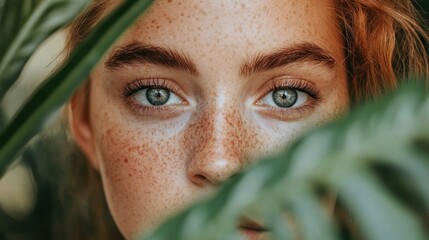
[0, 1, 428, 239]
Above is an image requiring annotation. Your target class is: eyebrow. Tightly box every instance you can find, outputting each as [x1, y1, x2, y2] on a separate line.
[240, 43, 337, 77]
[105, 41, 199, 76]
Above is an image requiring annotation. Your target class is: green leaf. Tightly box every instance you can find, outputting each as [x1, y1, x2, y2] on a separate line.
[0, 0, 41, 59]
[368, 148, 429, 211]
[401, 154, 429, 209]
[0, 0, 89, 101]
[265, 211, 294, 240]
[289, 190, 339, 240]
[0, 0, 154, 177]
[338, 171, 426, 240]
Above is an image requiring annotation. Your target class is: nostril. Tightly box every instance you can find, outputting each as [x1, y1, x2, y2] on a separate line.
[191, 174, 209, 186]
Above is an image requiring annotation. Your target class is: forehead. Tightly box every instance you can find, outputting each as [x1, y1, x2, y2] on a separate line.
[110, 0, 342, 66]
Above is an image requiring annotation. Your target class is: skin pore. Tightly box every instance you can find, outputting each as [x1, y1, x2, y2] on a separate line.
[70, 0, 349, 239]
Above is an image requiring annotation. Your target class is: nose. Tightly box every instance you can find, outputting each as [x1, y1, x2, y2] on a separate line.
[189, 156, 241, 186]
[185, 107, 250, 186]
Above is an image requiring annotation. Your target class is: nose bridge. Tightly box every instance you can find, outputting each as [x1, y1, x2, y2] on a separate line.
[211, 103, 242, 155]
[185, 102, 247, 185]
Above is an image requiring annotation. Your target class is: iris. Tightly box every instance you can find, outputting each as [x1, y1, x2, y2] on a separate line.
[272, 88, 297, 108]
[146, 88, 170, 106]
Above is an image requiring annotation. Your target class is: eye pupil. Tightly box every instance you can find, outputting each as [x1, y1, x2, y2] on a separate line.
[272, 88, 297, 108]
[146, 88, 170, 106]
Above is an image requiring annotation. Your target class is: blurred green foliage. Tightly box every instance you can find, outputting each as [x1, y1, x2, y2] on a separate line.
[0, 0, 153, 239]
[0, 0, 88, 100]
[0, 0, 154, 177]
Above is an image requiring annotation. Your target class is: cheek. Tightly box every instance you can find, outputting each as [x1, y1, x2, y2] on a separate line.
[260, 88, 350, 152]
[93, 115, 191, 237]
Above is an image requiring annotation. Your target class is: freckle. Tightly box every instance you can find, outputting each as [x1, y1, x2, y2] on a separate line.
[200, 9, 207, 16]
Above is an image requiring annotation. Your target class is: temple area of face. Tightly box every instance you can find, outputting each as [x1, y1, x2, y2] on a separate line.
[104, 41, 338, 79]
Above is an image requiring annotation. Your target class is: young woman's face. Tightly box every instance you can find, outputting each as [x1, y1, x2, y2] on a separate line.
[71, 0, 349, 239]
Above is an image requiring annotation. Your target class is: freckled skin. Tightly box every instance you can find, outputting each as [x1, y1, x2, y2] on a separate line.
[71, 0, 349, 239]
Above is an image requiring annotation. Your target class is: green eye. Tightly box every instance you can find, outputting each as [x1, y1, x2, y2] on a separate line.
[146, 88, 170, 106]
[272, 88, 297, 108]
[132, 87, 181, 107]
[260, 87, 309, 109]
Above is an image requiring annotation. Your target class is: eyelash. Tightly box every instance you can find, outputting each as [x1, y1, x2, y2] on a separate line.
[122, 78, 180, 97]
[259, 78, 320, 100]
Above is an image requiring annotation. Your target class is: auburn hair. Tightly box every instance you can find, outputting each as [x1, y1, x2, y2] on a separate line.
[335, 0, 429, 103]
[61, 0, 429, 239]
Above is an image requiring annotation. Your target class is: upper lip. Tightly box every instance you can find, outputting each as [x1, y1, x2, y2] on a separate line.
[238, 217, 269, 232]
